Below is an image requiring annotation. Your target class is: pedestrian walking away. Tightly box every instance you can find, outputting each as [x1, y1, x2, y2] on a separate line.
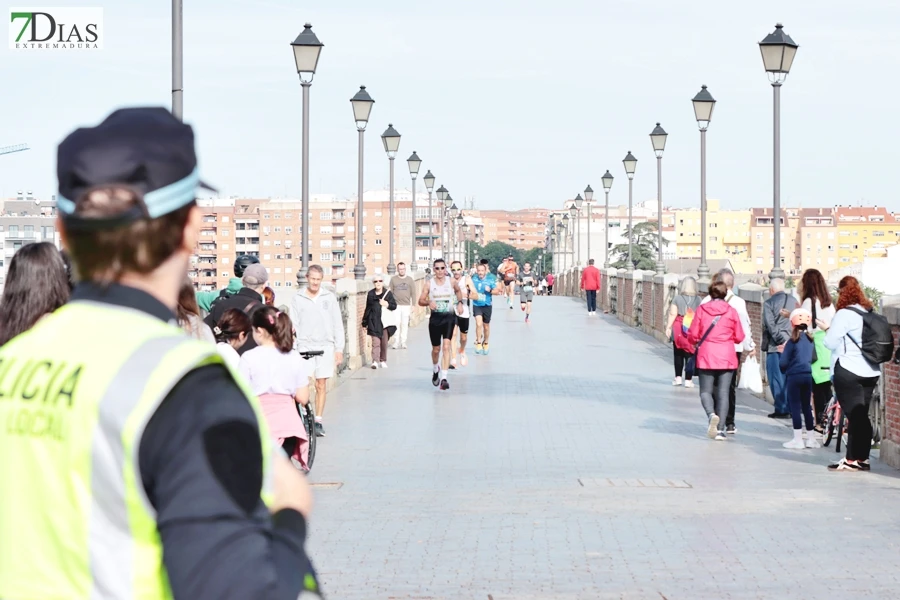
[687, 281, 745, 441]
[798, 268, 836, 429]
[471, 259, 502, 355]
[762, 278, 798, 418]
[449, 260, 475, 368]
[363, 275, 397, 369]
[419, 258, 465, 390]
[240, 306, 316, 471]
[666, 276, 701, 388]
[822, 276, 882, 472]
[580, 259, 601, 315]
[290, 264, 345, 438]
[546, 272, 555, 296]
[518, 262, 537, 323]
[700, 269, 756, 434]
[389, 261, 415, 349]
[0, 107, 320, 599]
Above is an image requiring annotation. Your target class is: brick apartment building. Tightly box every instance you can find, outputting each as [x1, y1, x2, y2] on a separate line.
[0, 192, 61, 294]
[467, 208, 549, 249]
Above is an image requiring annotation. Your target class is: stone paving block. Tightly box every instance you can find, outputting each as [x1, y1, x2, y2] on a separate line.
[307, 297, 900, 599]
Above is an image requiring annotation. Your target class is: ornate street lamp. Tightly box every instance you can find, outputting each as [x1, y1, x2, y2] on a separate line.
[381, 124, 401, 275]
[759, 23, 798, 281]
[601, 171, 614, 268]
[622, 152, 637, 272]
[584, 185, 594, 264]
[407, 151, 421, 272]
[650, 122, 668, 273]
[290, 23, 324, 287]
[350, 85, 374, 279]
[692, 85, 716, 283]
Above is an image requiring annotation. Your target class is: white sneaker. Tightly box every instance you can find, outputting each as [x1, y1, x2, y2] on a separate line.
[672, 377, 683, 386]
[460, 352, 468, 367]
[684, 380, 695, 388]
[390, 344, 399, 350]
[380, 361, 388, 369]
[401, 344, 407, 349]
[804, 436, 821, 449]
[783, 439, 806, 449]
[371, 363, 379, 369]
[707, 414, 720, 439]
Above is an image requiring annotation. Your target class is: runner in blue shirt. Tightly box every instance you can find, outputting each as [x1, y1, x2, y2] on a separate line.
[471, 260, 503, 355]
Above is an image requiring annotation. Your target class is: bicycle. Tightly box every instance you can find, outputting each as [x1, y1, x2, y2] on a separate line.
[297, 349, 324, 472]
[822, 395, 847, 453]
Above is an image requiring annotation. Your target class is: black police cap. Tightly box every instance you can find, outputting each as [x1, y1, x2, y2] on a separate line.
[56, 107, 215, 229]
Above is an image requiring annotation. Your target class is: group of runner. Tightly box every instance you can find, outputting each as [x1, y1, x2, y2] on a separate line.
[418, 254, 537, 390]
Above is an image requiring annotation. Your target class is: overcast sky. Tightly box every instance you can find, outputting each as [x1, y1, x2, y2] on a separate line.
[2, 0, 899, 211]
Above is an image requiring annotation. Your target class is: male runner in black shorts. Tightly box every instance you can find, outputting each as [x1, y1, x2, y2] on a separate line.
[418, 258, 464, 390]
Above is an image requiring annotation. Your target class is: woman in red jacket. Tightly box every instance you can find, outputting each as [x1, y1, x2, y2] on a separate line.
[687, 281, 745, 441]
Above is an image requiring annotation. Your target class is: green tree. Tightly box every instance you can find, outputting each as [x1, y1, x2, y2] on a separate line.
[610, 222, 668, 271]
[479, 241, 521, 272]
[522, 247, 550, 275]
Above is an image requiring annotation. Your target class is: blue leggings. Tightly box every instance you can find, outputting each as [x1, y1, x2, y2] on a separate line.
[786, 374, 815, 430]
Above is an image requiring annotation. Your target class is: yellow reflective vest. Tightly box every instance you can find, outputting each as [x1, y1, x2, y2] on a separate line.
[0, 300, 274, 599]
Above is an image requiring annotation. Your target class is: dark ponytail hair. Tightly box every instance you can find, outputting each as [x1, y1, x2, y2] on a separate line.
[251, 305, 293, 353]
[214, 309, 251, 344]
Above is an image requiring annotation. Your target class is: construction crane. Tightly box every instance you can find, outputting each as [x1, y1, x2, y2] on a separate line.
[0, 144, 29, 157]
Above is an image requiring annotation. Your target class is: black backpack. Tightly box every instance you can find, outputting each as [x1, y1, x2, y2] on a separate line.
[846, 306, 894, 365]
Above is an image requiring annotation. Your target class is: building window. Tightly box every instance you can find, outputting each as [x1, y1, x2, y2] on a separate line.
[284, 212, 293, 219]
[374, 211, 382, 217]
[319, 211, 332, 220]
[274, 214, 281, 219]
[285, 226, 292, 234]
[320, 226, 332, 234]
[264, 214, 271, 219]
[286, 281, 293, 287]
[274, 226, 281, 233]
[375, 239, 383, 245]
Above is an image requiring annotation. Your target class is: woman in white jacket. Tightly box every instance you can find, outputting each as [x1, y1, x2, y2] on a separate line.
[821, 276, 880, 472]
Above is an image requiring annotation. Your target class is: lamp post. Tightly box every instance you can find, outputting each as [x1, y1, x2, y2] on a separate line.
[351, 86, 375, 280]
[601, 171, 614, 268]
[692, 85, 716, 283]
[455, 214, 464, 263]
[423, 170, 436, 266]
[449, 203, 459, 263]
[584, 185, 593, 263]
[574, 194, 584, 266]
[622, 152, 637, 272]
[569, 205, 579, 269]
[290, 23, 324, 288]
[760, 23, 798, 281]
[435, 185, 448, 263]
[561, 214, 569, 272]
[463, 223, 470, 265]
[650, 122, 668, 274]
[442, 193, 453, 260]
[172, 0, 183, 119]
[381, 124, 401, 275]
[407, 151, 421, 272]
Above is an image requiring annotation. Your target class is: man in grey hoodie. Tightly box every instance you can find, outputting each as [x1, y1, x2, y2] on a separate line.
[762, 277, 797, 419]
[290, 264, 345, 437]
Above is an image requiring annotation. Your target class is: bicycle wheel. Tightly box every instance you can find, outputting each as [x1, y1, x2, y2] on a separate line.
[823, 402, 835, 447]
[301, 403, 317, 471]
[835, 411, 846, 454]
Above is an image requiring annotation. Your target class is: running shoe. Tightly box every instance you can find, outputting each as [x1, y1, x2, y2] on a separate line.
[315, 422, 326, 437]
[726, 424, 736, 435]
[714, 432, 727, 441]
[371, 363, 378, 370]
[380, 362, 388, 369]
[525, 315, 530, 323]
[482, 343, 490, 355]
[706, 414, 719, 439]
[474, 343, 483, 355]
[460, 352, 468, 366]
[439, 379, 450, 390]
[828, 458, 860, 472]
[432, 370, 440, 386]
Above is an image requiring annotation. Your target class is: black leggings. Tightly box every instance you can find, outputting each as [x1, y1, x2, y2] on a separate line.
[812, 380, 832, 423]
[832, 361, 879, 462]
[673, 343, 694, 380]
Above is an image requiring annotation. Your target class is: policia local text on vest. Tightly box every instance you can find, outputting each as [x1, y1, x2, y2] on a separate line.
[0, 107, 321, 599]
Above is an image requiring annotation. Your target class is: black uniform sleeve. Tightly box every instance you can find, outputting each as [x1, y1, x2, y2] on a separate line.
[139, 364, 320, 600]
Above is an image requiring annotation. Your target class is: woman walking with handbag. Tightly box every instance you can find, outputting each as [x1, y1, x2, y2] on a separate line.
[363, 276, 398, 369]
[666, 276, 701, 388]
[687, 281, 745, 441]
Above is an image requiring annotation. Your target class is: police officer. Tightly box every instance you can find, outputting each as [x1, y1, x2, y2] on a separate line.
[0, 107, 322, 599]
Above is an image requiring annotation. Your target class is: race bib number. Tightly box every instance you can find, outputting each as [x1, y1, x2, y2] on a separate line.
[435, 300, 452, 313]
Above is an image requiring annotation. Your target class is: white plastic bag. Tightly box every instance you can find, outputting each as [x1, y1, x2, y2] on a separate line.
[738, 356, 763, 394]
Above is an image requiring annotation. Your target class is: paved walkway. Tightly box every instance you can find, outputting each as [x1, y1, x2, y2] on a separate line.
[308, 295, 900, 600]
